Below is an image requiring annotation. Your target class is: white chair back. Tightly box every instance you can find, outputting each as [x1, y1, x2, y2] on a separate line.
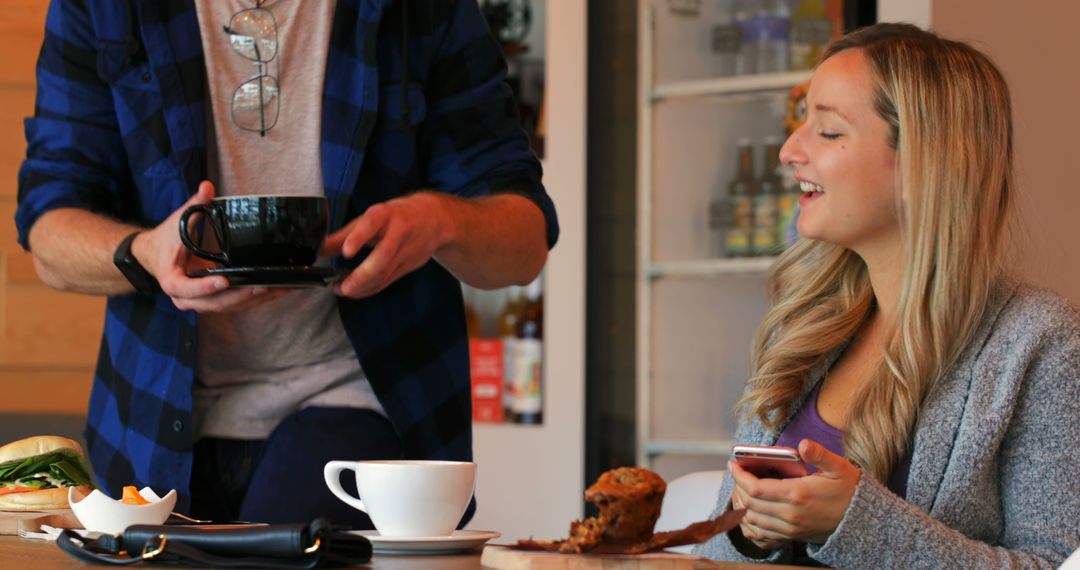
[655, 470, 727, 553]
[1061, 544, 1080, 570]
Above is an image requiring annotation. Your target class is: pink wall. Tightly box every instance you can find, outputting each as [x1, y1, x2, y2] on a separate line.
[933, 1, 1080, 305]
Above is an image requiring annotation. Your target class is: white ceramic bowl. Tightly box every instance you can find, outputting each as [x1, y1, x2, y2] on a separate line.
[68, 486, 176, 534]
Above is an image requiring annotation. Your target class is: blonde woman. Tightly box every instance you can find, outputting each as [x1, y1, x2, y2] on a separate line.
[696, 23, 1080, 568]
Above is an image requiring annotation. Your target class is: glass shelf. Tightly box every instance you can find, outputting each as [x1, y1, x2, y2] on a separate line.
[642, 439, 735, 457]
[647, 257, 777, 278]
[650, 70, 813, 103]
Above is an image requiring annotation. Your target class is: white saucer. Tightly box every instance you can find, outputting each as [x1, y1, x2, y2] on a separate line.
[349, 529, 501, 555]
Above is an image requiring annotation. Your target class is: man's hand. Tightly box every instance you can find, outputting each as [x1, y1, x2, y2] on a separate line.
[730, 439, 861, 550]
[323, 192, 451, 299]
[137, 181, 288, 312]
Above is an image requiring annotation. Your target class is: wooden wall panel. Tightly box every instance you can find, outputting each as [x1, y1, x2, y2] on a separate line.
[1, 285, 104, 368]
[0, 0, 49, 87]
[0, 202, 38, 285]
[0, 368, 93, 414]
[1, 1, 101, 419]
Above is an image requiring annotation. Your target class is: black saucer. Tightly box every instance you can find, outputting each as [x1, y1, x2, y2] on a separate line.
[188, 266, 349, 288]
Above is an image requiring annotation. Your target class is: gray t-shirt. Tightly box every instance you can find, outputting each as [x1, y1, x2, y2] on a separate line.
[192, 0, 385, 439]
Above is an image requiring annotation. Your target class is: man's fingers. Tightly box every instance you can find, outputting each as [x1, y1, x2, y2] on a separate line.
[170, 285, 285, 313]
[334, 237, 400, 297]
[161, 263, 228, 298]
[325, 206, 386, 260]
[322, 226, 349, 258]
[323, 221, 374, 259]
[181, 181, 216, 211]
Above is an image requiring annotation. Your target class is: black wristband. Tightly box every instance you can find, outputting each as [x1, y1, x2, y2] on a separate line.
[113, 231, 161, 295]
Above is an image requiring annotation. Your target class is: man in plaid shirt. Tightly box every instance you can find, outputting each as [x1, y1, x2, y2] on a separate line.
[16, 0, 557, 526]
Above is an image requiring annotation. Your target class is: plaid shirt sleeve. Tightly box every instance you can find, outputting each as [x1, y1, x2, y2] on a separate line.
[418, 0, 558, 247]
[16, 1, 133, 247]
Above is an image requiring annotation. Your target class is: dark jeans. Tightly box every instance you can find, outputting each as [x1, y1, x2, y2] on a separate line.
[189, 407, 403, 528]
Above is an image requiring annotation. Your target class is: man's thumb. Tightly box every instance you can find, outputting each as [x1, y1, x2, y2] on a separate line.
[185, 180, 216, 208]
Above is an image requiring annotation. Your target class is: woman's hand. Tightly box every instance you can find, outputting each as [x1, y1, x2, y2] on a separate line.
[730, 439, 861, 549]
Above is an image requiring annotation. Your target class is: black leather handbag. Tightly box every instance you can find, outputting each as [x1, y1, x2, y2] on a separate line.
[55, 518, 372, 568]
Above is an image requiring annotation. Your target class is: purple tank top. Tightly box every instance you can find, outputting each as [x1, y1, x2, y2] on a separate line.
[775, 384, 911, 498]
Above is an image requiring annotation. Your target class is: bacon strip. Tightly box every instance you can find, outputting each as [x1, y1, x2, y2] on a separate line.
[514, 509, 746, 555]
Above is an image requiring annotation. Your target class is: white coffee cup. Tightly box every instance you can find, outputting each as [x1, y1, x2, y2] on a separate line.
[323, 460, 476, 537]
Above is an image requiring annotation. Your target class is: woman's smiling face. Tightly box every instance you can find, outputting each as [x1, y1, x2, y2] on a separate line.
[780, 49, 901, 257]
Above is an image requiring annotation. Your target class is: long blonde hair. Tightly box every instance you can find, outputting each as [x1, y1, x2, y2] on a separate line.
[739, 24, 1014, 481]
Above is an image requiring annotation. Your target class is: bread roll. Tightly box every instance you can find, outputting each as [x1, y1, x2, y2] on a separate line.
[0, 486, 91, 511]
[0, 435, 83, 464]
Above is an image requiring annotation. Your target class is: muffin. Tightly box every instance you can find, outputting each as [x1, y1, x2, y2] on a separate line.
[559, 467, 667, 553]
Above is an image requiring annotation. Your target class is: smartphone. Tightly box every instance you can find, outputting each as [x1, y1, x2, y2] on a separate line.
[731, 444, 809, 479]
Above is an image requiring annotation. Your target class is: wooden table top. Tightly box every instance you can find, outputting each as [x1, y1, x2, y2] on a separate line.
[1, 536, 807, 569]
[1, 535, 483, 569]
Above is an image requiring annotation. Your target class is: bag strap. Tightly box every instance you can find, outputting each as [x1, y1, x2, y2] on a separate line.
[55, 519, 370, 568]
[56, 530, 142, 566]
[55, 528, 324, 569]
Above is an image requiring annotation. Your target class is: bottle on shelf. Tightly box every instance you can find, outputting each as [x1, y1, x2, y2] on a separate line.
[790, 0, 833, 70]
[755, 0, 791, 74]
[708, 193, 731, 258]
[497, 285, 526, 420]
[510, 277, 544, 424]
[724, 138, 757, 257]
[711, 4, 741, 78]
[732, 0, 758, 76]
[752, 136, 784, 256]
[465, 287, 503, 423]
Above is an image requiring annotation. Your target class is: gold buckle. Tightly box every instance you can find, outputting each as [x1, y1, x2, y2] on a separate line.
[304, 537, 321, 554]
[141, 534, 168, 560]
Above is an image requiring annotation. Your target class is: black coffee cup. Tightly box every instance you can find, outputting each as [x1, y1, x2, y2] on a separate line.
[178, 195, 328, 267]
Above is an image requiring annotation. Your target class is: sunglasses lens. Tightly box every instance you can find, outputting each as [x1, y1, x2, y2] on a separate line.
[232, 75, 280, 133]
[227, 8, 277, 63]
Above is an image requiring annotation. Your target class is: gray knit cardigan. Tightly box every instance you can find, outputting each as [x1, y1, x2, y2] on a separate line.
[695, 281, 1080, 568]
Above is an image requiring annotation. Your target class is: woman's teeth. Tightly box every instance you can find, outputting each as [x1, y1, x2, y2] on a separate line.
[799, 181, 824, 193]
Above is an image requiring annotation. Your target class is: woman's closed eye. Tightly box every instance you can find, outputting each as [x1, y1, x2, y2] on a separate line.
[818, 131, 842, 140]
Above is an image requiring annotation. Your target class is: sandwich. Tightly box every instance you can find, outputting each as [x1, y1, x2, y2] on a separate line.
[0, 435, 94, 510]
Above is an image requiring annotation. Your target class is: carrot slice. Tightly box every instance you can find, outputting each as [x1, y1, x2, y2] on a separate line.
[121, 485, 149, 505]
[0, 486, 38, 496]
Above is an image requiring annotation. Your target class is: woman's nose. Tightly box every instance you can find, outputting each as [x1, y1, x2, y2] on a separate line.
[779, 128, 805, 167]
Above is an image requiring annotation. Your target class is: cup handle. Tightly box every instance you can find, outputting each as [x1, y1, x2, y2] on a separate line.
[323, 461, 368, 513]
[178, 204, 229, 265]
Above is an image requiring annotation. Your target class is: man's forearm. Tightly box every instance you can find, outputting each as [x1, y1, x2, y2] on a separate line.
[431, 192, 548, 289]
[27, 208, 141, 295]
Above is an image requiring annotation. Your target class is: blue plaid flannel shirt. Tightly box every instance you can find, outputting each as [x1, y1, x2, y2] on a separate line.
[16, 0, 558, 510]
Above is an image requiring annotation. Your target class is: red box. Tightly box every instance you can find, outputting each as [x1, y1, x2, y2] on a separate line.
[469, 338, 504, 423]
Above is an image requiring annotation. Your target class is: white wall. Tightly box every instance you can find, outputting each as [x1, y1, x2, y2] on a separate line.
[933, 1, 1080, 306]
[878, 0, 931, 28]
